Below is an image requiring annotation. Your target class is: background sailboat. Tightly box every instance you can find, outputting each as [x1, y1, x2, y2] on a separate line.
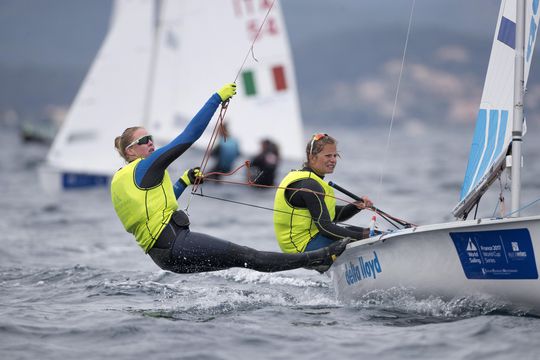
[148, 0, 303, 160]
[41, 0, 155, 190]
[328, 0, 540, 314]
[41, 0, 303, 191]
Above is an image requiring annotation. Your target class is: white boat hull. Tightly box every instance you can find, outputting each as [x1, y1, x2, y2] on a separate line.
[39, 164, 110, 193]
[329, 215, 540, 314]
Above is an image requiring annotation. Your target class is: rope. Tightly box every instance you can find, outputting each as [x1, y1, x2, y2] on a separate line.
[190, 163, 414, 229]
[197, 102, 230, 184]
[233, 0, 277, 83]
[192, 188, 410, 230]
[185, 0, 278, 212]
[376, 0, 416, 202]
[489, 173, 540, 218]
[184, 0, 416, 230]
[492, 176, 505, 218]
[184, 102, 229, 212]
[191, 192, 352, 227]
[504, 196, 540, 218]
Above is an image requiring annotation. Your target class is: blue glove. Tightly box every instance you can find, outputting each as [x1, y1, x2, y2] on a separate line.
[180, 167, 204, 186]
[217, 83, 237, 101]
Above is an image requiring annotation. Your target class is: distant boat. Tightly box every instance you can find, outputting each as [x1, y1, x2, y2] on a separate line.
[329, 0, 540, 315]
[41, 0, 303, 191]
[19, 120, 56, 145]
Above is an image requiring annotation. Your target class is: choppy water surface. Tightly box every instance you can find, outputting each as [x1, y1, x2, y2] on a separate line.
[1, 123, 540, 360]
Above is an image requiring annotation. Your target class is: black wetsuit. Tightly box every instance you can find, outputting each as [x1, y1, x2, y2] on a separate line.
[285, 167, 368, 241]
[250, 150, 279, 186]
[127, 93, 344, 273]
[148, 211, 340, 273]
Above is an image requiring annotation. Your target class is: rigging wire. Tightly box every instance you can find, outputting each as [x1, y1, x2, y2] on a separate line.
[233, 0, 277, 82]
[185, 0, 416, 230]
[191, 192, 364, 230]
[184, 102, 228, 212]
[191, 163, 414, 230]
[492, 175, 506, 218]
[191, 184, 412, 230]
[184, 0, 277, 212]
[505, 196, 540, 217]
[375, 0, 416, 201]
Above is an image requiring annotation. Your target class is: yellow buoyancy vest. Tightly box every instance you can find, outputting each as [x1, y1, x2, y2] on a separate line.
[111, 158, 178, 253]
[273, 170, 336, 253]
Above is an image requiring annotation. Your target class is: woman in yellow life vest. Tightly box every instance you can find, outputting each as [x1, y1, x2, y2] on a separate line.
[274, 133, 374, 254]
[111, 85, 348, 274]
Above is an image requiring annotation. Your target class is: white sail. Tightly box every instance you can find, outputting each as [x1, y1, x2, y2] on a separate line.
[453, 0, 540, 218]
[43, 0, 304, 190]
[45, 0, 156, 179]
[143, 0, 187, 136]
[148, 0, 304, 160]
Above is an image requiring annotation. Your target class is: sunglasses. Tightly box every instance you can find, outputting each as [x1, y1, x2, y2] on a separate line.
[125, 134, 153, 150]
[309, 133, 328, 155]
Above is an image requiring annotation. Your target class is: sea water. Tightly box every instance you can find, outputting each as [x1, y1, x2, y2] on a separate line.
[1, 123, 540, 360]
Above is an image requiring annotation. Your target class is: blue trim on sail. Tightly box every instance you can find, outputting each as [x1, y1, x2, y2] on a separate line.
[498, 16, 516, 49]
[460, 109, 509, 201]
[475, 110, 499, 185]
[460, 109, 487, 200]
[527, 14, 539, 62]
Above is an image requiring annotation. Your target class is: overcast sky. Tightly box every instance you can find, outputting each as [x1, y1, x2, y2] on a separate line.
[0, 0, 500, 68]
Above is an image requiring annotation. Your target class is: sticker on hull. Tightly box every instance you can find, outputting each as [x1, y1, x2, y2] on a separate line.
[344, 251, 382, 285]
[450, 228, 538, 279]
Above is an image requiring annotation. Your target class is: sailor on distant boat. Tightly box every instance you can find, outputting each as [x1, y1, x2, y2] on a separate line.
[274, 133, 373, 253]
[110, 84, 348, 273]
[249, 139, 281, 186]
[207, 122, 240, 181]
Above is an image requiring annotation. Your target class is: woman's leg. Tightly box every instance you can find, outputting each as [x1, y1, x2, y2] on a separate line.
[167, 229, 349, 273]
[304, 233, 336, 251]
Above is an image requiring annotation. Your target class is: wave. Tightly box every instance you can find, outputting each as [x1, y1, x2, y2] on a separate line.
[345, 286, 536, 324]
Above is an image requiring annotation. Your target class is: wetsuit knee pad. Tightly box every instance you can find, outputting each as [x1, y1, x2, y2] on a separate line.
[148, 247, 174, 271]
[171, 210, 190, 227]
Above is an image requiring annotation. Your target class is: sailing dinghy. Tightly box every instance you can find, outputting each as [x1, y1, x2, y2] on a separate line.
[41, 0, 303, 191]
[328, 0, 540, 314]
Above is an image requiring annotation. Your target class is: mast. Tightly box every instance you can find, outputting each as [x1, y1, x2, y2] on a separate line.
[511, 0, 525, 216]
[142, 0, 163, 128]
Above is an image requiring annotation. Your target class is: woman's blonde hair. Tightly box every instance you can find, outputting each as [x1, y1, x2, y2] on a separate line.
[114, 126, 142, 162]
[303, 133, 337, 167]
